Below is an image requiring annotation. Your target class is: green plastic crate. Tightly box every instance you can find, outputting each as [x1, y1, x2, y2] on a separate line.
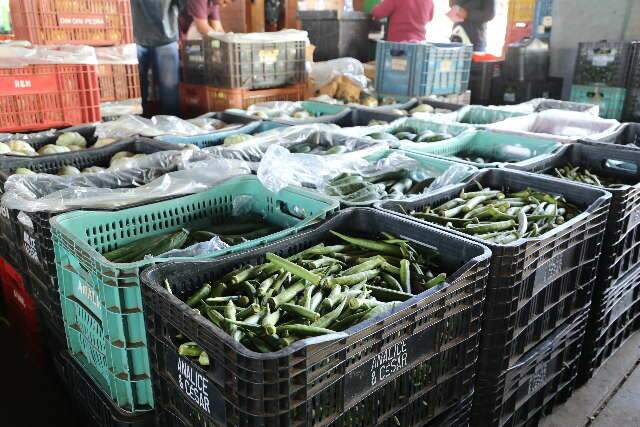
[50, 175, 339, 414]
[569, 85, 627, 120]
[440, 105, 528, 126]
[302, 100, 352, 116]
[401, 129, 562, 169]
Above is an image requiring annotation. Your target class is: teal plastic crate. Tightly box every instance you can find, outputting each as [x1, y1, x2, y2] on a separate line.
[302, 100, 352, 116]
[374, 117, 475, 151]
[440, 105, 528, 126]
[50, 175, 339, 414]
[401, 129, 562, 169]
[570, 85, 627, 120]
[155, 119, 279, 148]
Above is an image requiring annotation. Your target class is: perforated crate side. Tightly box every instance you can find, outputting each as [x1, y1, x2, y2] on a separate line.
[0, 63, 101, 133]
[475, 308, 588, 427]
[573, 40, 632, 87]
[97, 63, 140, 102]
[375, 168, 610, 424]
[578, 264, 640, 384]
[9, 0, 133, 46]
[140, 208, 490, 426]
[416, 43, 473, 96]
[204, 83, 308, 111]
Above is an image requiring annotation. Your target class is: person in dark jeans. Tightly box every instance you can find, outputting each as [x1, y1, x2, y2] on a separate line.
[450, 0, 496, 52]
[130, 0, 181, 116]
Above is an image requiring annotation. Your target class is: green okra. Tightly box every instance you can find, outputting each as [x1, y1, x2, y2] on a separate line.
[399, 259, 411, 294]
[186, 284, 211, 307]
[281, 303, 320, 321]
[266, 253, 321, 285]
[276, 324, 335, 337]
[268, 281, 306, 309]
[178, 342, 203, 357]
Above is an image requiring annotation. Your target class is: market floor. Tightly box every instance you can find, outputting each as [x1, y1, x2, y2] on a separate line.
[0, 317, 638, 426]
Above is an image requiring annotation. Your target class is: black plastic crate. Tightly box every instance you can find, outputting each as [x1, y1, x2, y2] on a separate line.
[470, 59, 503, 106]
[579, 264, 640, 384]
[623, 87, 640, 122]
[203, 35, 307, 89]
[573, 40, 633, 87]
[376, 168, 610, 425]
[490, 77, 562, 106]
[27, 269, 65, 349]
[181, 40, 206, 85]
[298, 11, 371, 63]
[53, 349, 156, 427]
[584, 122, 640, 148]
[141, 208, 490, 426]
[626, 40, 640, 89]
[505, 142, 640, 324]
[492, 308, 589, 427]
[6, 139, 179, 311]
[331, 108, 406, 127]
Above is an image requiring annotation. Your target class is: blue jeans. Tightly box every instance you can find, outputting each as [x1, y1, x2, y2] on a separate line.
[137, 42, 179, 117]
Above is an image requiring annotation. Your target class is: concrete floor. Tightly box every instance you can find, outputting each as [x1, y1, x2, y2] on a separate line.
[541, 332, 640, 427]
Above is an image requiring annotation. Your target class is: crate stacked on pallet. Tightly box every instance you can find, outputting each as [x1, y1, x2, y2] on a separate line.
[570, 40, 633, 120]
[505, 0, 535, 47]
[623, 41, 640, 122]
[139, 208, 490, 426]
[374, 41, 473, 102]
[0, 44, 101, 133]
[179, 31, 309, 118]
[377, 168, 611, 426]
[9, 0, 138, 122]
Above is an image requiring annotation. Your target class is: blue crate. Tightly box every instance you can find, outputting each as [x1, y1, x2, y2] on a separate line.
[533, 0, 553, 38]
[375, 41, 472, 99]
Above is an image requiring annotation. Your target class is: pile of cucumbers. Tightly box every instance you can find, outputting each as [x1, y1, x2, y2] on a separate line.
[366, 124, 452, 144]
[408, 187, 580, 244]
[176, 230, 447, 357]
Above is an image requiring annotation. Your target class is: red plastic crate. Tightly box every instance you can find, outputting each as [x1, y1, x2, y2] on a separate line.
[179, 82, 209, 118]
[205, 82, 309, 111]
[97, 63, 140, 102]
[9, 0, 133, 46]
[505, 20, 533, 48]
[0, 63, 101, 133]
[0, 257, 43, 364]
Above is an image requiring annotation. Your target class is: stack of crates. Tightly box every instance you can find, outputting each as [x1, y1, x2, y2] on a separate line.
[374, 41, 473, 101]
[179, 31, 309, 118]
[9, 0, 139, 121]
[570, 40, 633, 120]
[623, 41, 640, 122]
[533, 0, 553, 40]
[505, 0, 535, 47]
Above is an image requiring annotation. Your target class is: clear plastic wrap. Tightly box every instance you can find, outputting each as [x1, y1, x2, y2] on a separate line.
[95, 115, 227, 139]
[309, 58, 368, 90]
[334, 116, 474, 142]
[95, 44, 138, 65]
[154, 235, 229, 259]
[0, 129, 57, 143]
[493, 98, 600, 116]
[203, 124, 388, 163]
[0, 44, 98, 68]
[486, 109, 621, 143]
[1, 151, 251, 213]
[100, 99, 144, 119]
[421, 105, 526, 125]
[257, 145, 474, 199]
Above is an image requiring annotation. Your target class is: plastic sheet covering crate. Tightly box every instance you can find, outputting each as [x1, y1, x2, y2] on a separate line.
[400, 129, 562, 169]
[205, 83, 308, 112]
[54, 350, 155, 427]
[494, 309, 588, 427]
[434, 105, 527, 127]
[9, 0, 133, 46]
[0, 63, 101, 133]
[504, 142, 640, 380]
[573, 40, 633, 87]
[533, 0, 553, 38]
[507, 97, 600, 116]
[583, 122, 640, 148]
[203, 31, 307, 89]
[569, 85, 627, 120]
[376, 168, 610, 426]
[579, 264, 640, 384]
[486, 109, 620, 144]
[298, 11, 371, 63]
[50, 175, 338, 413]
[155, 112, 272, 149]
[0, 256, 43, 365]
[375, 41, 473, 98]
[140, 208, 490, 427]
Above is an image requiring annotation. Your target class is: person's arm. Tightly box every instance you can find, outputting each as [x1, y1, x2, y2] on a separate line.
[462, 0, 495, 23]
[371, 0, 396, 20]
[208, 4, 223, 32]
[187, 0, 215, 35]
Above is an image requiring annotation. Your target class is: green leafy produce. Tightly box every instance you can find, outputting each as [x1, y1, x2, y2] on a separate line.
[176, 231, 447, 354]
[408, 187, 581, 243]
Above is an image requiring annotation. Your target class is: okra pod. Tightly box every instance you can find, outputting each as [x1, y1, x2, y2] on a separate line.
[281, 303, 320, 321]
[186, 284, 211, 307]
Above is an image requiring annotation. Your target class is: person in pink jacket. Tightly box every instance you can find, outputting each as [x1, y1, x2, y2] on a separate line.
[371, 0, 435, 42]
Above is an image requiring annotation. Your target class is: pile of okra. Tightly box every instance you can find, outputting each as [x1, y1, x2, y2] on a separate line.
[409, 186, 581, 244]
[550, 164, 622, 188]
[175, 230, 447, 358]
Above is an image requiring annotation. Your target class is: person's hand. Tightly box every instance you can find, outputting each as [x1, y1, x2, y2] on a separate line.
[211, 20, 224, 33]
